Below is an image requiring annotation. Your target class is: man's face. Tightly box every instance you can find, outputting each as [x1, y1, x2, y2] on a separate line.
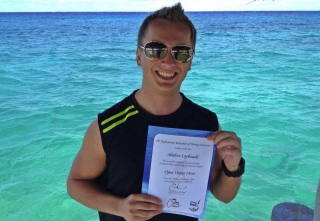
[136, 18, 193, 95]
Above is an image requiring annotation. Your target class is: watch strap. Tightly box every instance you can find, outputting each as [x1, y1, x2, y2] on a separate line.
[222, 157, 245, 178]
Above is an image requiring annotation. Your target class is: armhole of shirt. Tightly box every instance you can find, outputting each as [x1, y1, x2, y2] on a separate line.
[97, 113, 108, 154]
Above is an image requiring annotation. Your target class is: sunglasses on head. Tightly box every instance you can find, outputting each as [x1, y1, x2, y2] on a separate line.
[138, 41, 195, 63]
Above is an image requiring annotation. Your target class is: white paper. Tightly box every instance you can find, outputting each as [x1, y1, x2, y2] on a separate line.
[147, 133, 214, 216]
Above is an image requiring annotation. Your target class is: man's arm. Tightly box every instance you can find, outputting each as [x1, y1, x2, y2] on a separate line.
[66, 118, 163, 221]
[207, 124, 242, 203]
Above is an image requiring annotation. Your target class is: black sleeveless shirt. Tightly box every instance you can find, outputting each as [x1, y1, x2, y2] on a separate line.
[97, 90, 219, 221]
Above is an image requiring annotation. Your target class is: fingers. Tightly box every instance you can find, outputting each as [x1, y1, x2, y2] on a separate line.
[132, 194, 162, 205]
[217, 146, 242, 161]
[120, 194, 163, 221]
[207, 130, 242, 170]
[128, 194, 162, 212]
[207, 131, 241, 151]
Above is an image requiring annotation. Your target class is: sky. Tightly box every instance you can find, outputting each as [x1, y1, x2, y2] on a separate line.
[0, 0, 320, 12]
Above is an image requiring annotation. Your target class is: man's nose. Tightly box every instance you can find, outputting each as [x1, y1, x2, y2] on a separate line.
[161, 50, 175, 67]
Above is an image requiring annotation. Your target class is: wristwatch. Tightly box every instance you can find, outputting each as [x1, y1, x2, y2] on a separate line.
[221, 157, 245, 178]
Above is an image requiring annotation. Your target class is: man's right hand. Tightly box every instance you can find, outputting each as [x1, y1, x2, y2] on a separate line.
[119, 194, 163, 221]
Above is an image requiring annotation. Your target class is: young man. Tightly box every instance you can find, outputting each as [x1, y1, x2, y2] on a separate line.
[67, 3, 244, 221]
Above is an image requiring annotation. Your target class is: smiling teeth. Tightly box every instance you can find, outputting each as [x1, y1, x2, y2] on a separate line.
[158, 71, 175, 78]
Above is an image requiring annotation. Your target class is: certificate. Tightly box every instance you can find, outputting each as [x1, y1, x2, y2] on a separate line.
[142, 126, 216, 218]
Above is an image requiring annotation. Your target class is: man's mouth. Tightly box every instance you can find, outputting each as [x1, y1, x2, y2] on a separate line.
[156, 71, 177, 78]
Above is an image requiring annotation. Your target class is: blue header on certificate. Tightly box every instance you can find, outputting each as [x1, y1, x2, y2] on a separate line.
[142, 126, 216, 218]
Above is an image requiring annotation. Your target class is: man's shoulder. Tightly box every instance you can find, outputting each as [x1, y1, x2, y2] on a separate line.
[181, 94, 219, 132]
[183, 94, 217, 117]
[98, 91, 136, 121]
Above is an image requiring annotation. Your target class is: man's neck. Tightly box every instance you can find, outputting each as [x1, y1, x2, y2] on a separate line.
[135, 89, 183, 116]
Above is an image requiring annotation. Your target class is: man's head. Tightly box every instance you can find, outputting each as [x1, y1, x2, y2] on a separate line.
[136, 3, 196, 96]
[137, 2, 197, 50]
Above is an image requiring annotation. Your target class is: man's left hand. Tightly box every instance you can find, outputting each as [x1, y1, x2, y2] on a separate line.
[207, 130, 242, 172]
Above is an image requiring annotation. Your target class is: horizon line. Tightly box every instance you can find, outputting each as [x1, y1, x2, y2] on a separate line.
[1, 10, 320, 13]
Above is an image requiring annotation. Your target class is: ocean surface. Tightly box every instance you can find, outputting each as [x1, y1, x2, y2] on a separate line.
[0, 11, 320, 220]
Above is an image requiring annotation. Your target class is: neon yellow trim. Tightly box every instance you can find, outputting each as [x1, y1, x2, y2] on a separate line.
[102, 110, 139, 133]
[101, 105, 135, 126]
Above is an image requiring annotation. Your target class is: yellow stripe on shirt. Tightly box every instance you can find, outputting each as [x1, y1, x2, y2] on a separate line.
[102, 110, 139, 133]
[101, 105, 135, 126]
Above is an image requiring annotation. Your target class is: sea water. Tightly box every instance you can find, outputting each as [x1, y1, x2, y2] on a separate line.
[0, 11, 319, 220]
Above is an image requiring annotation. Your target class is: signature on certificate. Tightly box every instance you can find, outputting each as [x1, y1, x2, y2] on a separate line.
[169, 182, 187, 191]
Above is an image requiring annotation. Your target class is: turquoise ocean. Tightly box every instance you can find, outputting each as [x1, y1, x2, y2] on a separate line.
[0, 11, 319, 220]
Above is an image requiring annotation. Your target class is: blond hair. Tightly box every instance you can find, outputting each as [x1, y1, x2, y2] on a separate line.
[137, 2, 197, 50]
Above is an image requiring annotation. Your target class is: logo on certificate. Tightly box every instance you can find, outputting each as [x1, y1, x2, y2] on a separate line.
[166, 198, 181, 208]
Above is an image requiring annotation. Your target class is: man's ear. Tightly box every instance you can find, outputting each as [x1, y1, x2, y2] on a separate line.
[136, 48, 142, 67]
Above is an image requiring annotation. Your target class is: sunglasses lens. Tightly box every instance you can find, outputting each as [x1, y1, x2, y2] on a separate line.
[172, 46, 193, 63]
[144, 42, 167, 60]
